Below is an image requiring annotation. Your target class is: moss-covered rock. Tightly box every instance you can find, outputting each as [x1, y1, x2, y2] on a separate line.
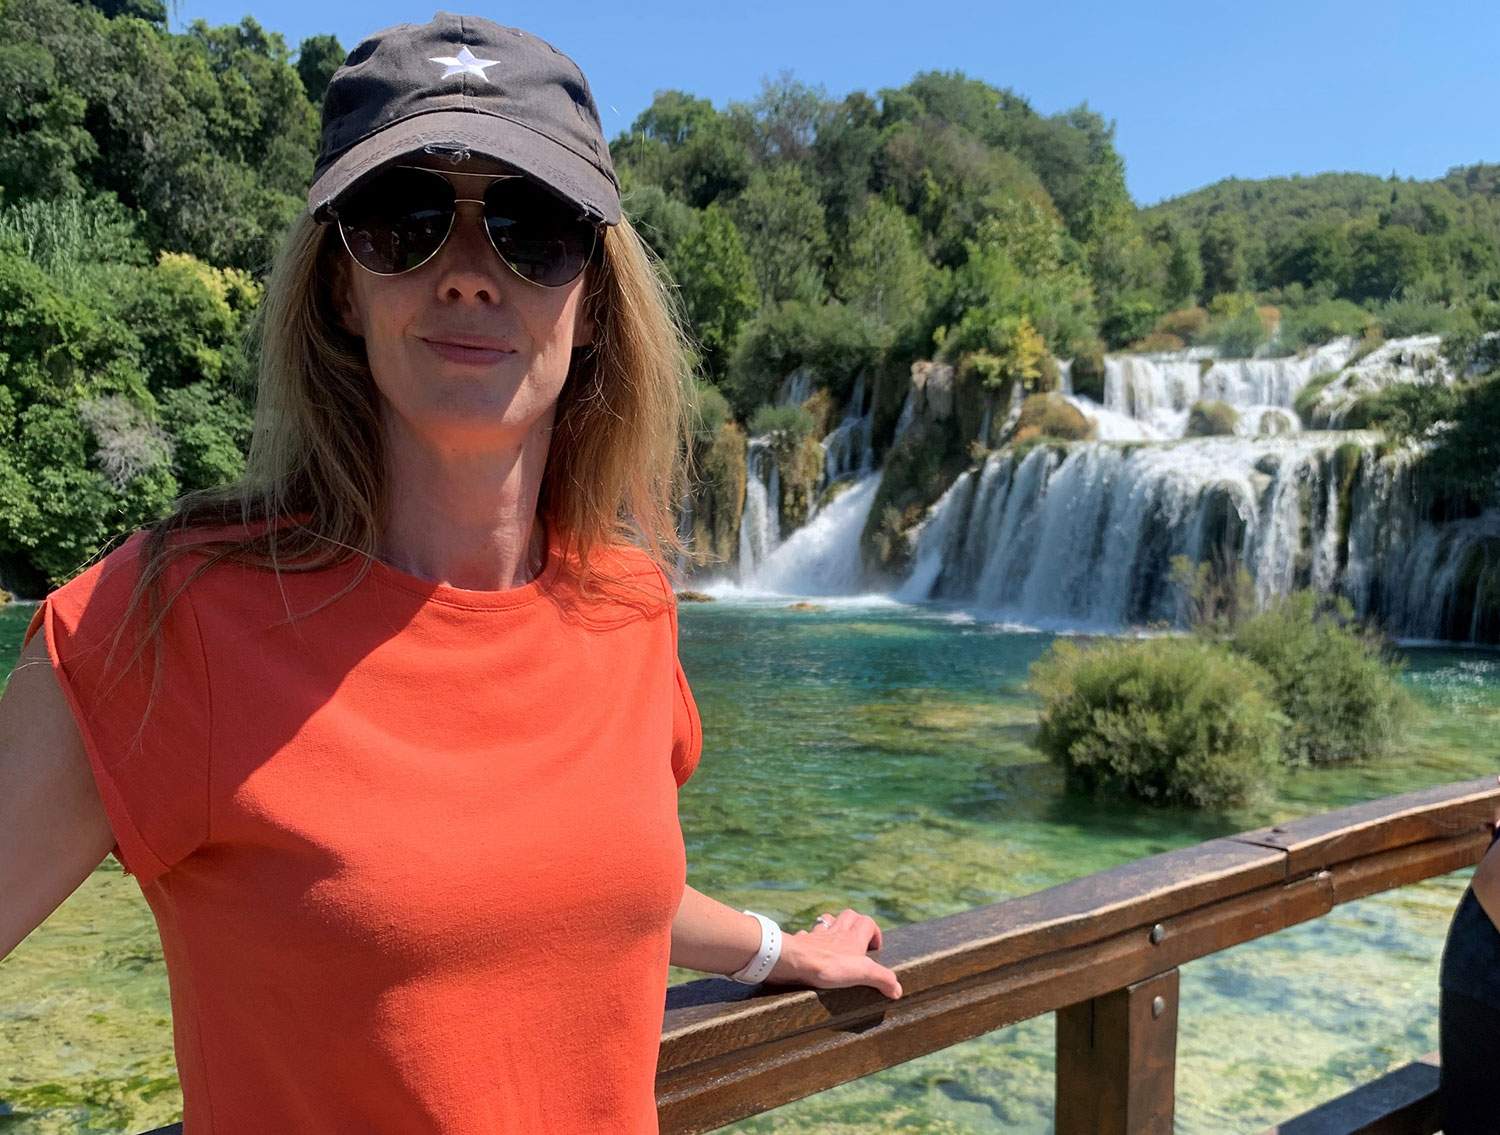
[860, 418, 970, 578]
[1294, 371, 1340, 427]
[1008, 393, 1096, 447]
[689, 420, 747, 569]
[777, 430, 826, 533]
[802, 387, 835, 437]
[1185, 400, 1239, 437]
[1069, 342, 1107, 402]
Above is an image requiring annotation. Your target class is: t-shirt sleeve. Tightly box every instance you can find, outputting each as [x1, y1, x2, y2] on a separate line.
[653, 563, 702, 789]
[22, 531, 212, 888]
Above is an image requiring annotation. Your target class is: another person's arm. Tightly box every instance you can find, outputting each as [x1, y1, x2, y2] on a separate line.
[1473, 817, 1500, 932]
[670, 884, 902, 998]
[0, 624, 115, 962]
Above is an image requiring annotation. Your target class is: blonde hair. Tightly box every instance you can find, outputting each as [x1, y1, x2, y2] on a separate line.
[97, 206, 701, 725]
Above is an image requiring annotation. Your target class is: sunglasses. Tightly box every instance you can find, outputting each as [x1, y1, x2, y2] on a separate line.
[324, 164, 601, 287]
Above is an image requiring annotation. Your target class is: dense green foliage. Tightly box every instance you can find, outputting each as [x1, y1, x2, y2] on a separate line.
[3, 0, 1498, 591]
[1224, 592, 1414, 767]
[1029, 582, 1419, 806]
[1029, 636, 1285, 809]
[0, 0, 335, 590]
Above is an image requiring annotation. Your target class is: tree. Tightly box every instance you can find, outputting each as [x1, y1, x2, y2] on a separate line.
[1199, 213, 1249, 298]
[0, 0, 105, 200]
[730, 165, 830, 306]
[1157, 220, 1204, 307]
[296, 34, 344, 104]
[809, 91, 882, 237]
[612, 91, 751, 208]
[746, 71, 829, 166]
[1347, 222, 1430, 303]
[666, 205, 758, 379]
[832, 197, 932, 339]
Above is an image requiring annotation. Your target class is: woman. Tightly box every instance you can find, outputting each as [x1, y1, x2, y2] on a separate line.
[0, 13, 901, 1132]
[1438, 809, 1500, 1135]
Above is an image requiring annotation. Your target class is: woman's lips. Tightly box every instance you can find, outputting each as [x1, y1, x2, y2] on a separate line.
[420, 338, 517, 366]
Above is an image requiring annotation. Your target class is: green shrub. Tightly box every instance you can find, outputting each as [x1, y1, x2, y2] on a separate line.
[1185, 400, 1239, 437]
[1225, 592, 1414, 767]
[1371, 297, 1459, 339]
[1206, 304, 1271, 356]
[689, 380, 731, 445]
[726, 300, 884, 418]
[1128, 331, 1186, 353]
[1278, 299, 1376, 351]
[748, 403, 816, 440]
[1346, 325, 1385, 365]
[1009, 393, 1095, 446]
[1029, 636, 1284, 809]
[1293, 371, 1341, 426]
[1340, 383, 1460, 434]
[1155, 306, 1209, 342]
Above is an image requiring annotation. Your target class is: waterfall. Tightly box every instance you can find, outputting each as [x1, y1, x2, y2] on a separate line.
[1093, 339, 1357, 439]
[900, 433, 1500, 641]
[894, 434, 1500, 641]
[822, 372, 875, 484]
[777, 367, 816, 407]
[737, 439, 780, 582]
[709, 338, 1498, 641]
[743, 474, 881, 596]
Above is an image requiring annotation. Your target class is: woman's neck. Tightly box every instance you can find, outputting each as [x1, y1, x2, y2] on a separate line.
[374, 412, 552, 592]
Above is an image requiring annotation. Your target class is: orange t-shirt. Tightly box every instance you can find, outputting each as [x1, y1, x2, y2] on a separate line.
[25, 523, 702, 1133]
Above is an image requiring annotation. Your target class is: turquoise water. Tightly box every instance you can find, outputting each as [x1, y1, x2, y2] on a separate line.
[2, 598, 1496, 1132]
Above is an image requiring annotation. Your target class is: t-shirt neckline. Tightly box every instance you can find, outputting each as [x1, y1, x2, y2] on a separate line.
[365, 529, 567, 610]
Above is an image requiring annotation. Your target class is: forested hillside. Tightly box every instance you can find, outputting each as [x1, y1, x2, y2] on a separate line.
[2, 0, 1496, 596]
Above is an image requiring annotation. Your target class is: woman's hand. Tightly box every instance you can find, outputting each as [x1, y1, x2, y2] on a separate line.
[762, 908, 903, 999]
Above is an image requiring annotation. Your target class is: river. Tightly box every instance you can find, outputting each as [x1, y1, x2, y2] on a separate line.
[1, 597, 1495, 1132]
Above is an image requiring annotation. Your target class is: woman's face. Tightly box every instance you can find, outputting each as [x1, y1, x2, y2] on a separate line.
[331, 153, 596, 452]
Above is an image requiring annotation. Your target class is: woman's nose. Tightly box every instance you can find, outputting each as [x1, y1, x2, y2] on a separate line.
[432, 200, 508, 296]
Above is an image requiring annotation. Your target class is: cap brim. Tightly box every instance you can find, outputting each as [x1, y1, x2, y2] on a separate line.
[308, 107, 621, 226]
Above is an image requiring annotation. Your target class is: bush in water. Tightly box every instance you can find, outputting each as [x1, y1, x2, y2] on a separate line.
[1009, 394, 1096, 447]
[1029, 636, 1284, 809]
[1185, 400, 1239, 437]
[1225, 591, 1415, 767]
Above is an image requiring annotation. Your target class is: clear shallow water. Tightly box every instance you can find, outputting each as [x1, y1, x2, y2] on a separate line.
[2, 599, 1496, 1133]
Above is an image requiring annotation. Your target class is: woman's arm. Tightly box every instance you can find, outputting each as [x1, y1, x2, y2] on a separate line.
[670, 884, 903, 999]
[1474, 826, 1500, 932]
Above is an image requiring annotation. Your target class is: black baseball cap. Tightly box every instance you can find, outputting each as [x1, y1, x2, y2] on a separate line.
[308, 12, 622, 226]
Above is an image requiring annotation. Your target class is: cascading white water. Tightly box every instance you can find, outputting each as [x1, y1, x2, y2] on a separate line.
[712, 339, 1498, 639]
[1094, 339, 1357, 438]
[743, 474, 882, 596]
[822, 371, 875, 483]
[900, 433, 1500, 641]
[737, 439, 780, 582]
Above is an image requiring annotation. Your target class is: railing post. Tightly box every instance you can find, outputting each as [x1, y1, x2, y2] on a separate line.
[1055, 968, 1179, 1134]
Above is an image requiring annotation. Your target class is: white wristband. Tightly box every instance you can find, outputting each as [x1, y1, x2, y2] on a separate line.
[727, 910, 782, 984]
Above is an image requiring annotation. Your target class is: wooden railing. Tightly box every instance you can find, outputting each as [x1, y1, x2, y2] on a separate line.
[141, 775, 1498, 1135]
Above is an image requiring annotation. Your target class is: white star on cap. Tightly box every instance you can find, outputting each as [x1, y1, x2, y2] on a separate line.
[429, 45, 500, 81]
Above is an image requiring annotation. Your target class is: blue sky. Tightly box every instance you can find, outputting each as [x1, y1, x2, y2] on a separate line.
[170, 0, 1500, 206]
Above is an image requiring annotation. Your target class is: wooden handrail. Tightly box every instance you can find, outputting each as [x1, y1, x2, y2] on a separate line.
[657, 775, 1498, 1133]
[134, 775, 1498, 1135]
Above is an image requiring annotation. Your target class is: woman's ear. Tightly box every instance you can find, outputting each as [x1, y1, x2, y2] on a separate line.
[573, 302, 596, 350]
[330, 256, 364, 339]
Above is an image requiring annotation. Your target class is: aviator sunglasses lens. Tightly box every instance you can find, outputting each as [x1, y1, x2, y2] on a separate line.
[482, 178, 596, 287]
[337, 168, 455, 275]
